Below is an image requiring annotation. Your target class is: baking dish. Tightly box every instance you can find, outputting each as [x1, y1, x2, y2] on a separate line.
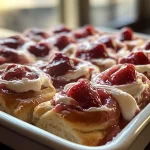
[0, 28, 150, 150]
[0, 104, 150, 150]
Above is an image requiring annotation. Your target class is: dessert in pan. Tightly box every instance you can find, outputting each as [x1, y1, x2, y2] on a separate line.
[73, 41, 116, 72]
[0, 35, 35, 64]
[33, 79, 138, 146]
[33, 52, 99, 91]
[112, 27, 145, 51]
[91, 64, 150, 109]
[0, 25, 149, 147]
[23, 41, 58, 61]
[24, 28, 50, 42]
[0, 63, 55, 123]
[119, 51, 150, 79]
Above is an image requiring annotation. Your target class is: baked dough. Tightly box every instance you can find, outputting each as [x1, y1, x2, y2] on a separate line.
[33, 79, 139, 146]
[0, 63, 55, 122]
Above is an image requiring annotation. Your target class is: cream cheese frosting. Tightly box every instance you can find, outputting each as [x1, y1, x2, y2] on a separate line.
[54, 60, 99, 82]
[91, 58, 116, 71]
[56, 63, 90, 81]
[54, 93, 76, 105]
[58, 82, 139, 121]
[113, 74, 149, 102]
[92, 71, 149, 103]
[62, 44, 77, 57]
[0, 64, 52, 92]
[135, 65, 150, 76]
[94, 84, 140, 121]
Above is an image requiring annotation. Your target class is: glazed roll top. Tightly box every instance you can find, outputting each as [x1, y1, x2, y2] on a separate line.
[91, 64, 150, 109]
[0, 63, 55, 122]
[33, 79, 139, 146]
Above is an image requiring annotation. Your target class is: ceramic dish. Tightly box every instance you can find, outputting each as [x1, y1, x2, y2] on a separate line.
[0, 104, 150, 150]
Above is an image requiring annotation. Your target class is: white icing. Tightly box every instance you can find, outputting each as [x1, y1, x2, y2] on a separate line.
[114, 75, 149, 100]
[109, 47, 130, 59]
[85, 106, 114, 112]
[115, 38, 144, 49]
[20, 41, 35, 50]
[45, 36, 56, 45]
[19, 41, 54, 61]
[94, 84, 140, 121]
[135, 65, 150, 76]
[0, 64, 52, 92]
[124, 39, 144, 47]
[54, 93, 75, 105]
[18, 41, 36, 61]
[61, 82, 139, 120]
[17, 51, 36, 63]
[55, 63, 90, 81]
[62, 44, 77, 56]
[91, 58, 116, 71]
[63, 82, 76, 92]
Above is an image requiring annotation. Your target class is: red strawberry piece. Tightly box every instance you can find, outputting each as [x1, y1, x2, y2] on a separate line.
[25, 28, 49, 39]
[53, 25, 71, 34]
[67, 79, 102, 109]
[90, 43, 108, 58]
[46, 53, 75, 77]
[74, 25, 96, 39]
[0, 35, 25, 49]
[1, 64, 38, 81]
[110, 64, 136, 85]
[28, 42, 51, 57]
[0, 47, 20, 64]
[98, 36, 115, 49]
[55, 35, 75, 50]
[98, 65, 120, 85]
[144, 41, 150, 50]
[76, 43, 108, 60]
[85, 25, 97, 35]
[119, 27, 133, 41]
[119, 51, 150, 65]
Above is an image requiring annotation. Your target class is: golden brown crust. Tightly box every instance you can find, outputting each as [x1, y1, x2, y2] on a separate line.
[0, 85, 55, 122]
[61, 110, 120, 131]
[74, 130, 105, 146]
[34, 106, 106, 146]
[33, 101, 120, 146]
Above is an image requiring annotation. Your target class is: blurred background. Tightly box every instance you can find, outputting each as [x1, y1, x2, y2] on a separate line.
[0, 0, 149, 34]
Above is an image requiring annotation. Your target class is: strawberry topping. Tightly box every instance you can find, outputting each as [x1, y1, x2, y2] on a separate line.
[54, 34, 75, 50]
[67, 79, 102, 109]
[76, 42, 108, 60]
[53, 25, 71, 34]
[0, 35, 25, 49]
[95, 64, 136, 85]
[119, 51, 150, 65]
[97, 36, 115, 49]
[1, 64, 38, 81]
[28, 42, 51, 57]
[46, 53, 75, 77]
[119, 27, 133, 41]
[143, 41, 150, 50]
[73, 25, 97, 39]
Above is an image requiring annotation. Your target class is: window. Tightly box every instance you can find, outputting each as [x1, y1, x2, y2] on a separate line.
[90, 0, 137, 28]
[0, 0, 60, 32]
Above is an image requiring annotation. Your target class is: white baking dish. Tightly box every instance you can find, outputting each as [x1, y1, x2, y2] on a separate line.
[0, 104, 150, 150]
[0, 28, 150, 150]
